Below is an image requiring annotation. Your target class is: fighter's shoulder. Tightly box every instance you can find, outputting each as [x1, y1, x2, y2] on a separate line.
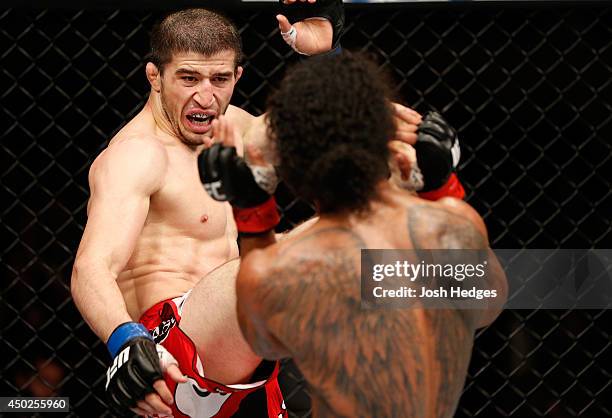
[242, 226, 358, 278]
[89, 136, 168, 190]
[435, 197, 487, 238]
[95, 135, 168, 169]
[239, 244, 280, 284]
[406, 197, 488, 249]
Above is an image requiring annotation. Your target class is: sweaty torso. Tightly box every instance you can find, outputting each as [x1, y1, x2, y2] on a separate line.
[259, 191, 478, 418]
[109, 107, 240, 320]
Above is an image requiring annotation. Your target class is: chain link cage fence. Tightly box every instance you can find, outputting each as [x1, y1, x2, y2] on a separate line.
[1, 2, 611, 417]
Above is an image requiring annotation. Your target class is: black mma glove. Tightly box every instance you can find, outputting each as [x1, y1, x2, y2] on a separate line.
[415, 111, 465, 200]
[278, 0, 344, 55]
[198, 144, 280, 234]
[105, 322, 163, 416]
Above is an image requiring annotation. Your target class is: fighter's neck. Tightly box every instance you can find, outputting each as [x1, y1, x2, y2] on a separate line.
[146, 92, 175, 137]
[316, 181, 396, 222]
[144, 93, 204, 153]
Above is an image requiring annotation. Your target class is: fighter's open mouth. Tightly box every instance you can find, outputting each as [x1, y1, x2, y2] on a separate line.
[186, 114, 213, 124]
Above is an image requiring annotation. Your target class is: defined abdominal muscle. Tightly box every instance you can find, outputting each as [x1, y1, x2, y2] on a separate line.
[118, 270, 195, 320]
[118, 244, 236, 320]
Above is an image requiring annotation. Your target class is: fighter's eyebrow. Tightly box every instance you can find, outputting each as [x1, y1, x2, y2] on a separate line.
[175, 69, 233, 78]
[175, 68, 201, 76]
[212, 71, 234, 78]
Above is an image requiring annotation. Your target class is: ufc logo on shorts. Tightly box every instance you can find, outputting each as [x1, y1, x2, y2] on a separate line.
[204, 181, 227, 201]
[105, 346, 130, 389]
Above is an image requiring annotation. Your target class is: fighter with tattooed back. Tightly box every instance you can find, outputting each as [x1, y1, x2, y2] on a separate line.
[200, 52, 507, 417]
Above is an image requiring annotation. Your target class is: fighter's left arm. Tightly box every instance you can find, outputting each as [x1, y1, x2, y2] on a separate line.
[235, 250, 291, 359]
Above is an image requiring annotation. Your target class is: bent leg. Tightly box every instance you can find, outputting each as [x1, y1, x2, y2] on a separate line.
[180, 258, 262, 384]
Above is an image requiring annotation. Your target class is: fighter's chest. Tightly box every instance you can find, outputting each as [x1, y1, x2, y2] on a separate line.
[148, 162, 233, 239]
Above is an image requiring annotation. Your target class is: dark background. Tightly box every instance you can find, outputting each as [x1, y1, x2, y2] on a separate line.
[1, 2, 611, 417]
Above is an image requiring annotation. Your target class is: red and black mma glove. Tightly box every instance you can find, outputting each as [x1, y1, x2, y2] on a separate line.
[279, 0, 344, 55]
[415, 111, 466, 201]
[105, 322, 163, 416]
[198, 144, 280, 234]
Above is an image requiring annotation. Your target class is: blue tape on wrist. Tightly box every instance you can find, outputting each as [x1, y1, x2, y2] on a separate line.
[107, 322, 152, 358]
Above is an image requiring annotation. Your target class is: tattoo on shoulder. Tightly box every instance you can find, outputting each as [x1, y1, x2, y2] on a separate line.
[407, 204, 486, 250]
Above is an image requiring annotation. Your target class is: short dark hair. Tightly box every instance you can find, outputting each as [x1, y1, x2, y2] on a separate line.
[267, 52, 395, 214]
[150, 8, 242, 72]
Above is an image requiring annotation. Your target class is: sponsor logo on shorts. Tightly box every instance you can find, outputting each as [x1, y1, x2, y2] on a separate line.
[151, 303, 177, 344]
[151, 317, 176, 344]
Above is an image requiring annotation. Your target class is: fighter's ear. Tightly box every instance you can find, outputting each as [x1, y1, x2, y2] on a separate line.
[234, 66, 243, 83]
[146, 62, 161, 92]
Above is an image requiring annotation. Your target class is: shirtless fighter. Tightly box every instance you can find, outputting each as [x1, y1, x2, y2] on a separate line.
[200, 53, 508, 417]
[70, 6, 346, 418]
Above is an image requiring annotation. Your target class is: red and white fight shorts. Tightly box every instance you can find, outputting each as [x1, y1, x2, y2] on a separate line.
[139, 293, 287, 418]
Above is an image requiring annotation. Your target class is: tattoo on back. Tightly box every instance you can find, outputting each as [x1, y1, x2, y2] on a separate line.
[253, 227, 475, 418]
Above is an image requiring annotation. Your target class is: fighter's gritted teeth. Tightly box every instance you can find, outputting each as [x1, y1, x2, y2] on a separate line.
[186, 113, 214, 125]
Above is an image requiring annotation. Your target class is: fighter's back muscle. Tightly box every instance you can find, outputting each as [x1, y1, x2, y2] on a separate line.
[249, 198, 480, 417]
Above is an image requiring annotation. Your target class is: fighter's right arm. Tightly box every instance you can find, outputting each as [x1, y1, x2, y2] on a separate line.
[71, 137, 166, 341]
